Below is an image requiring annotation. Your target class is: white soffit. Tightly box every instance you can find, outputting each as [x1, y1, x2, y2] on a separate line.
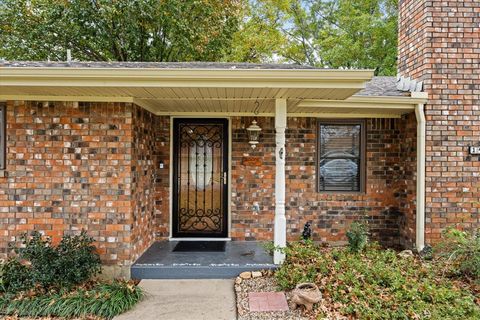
[0, 67, 373, 103]
[0, 67, 428, 117]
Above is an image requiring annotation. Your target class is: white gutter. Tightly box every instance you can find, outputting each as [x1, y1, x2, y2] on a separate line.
[0, 67, 374, 88]
[415, 102, 426, 251]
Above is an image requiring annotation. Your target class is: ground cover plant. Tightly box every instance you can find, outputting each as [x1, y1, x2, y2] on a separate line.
[0, 280, 141, 319]
[274, 229, 480, 319]
[0, 231, 143, 319]
[434, 227, 480, 282]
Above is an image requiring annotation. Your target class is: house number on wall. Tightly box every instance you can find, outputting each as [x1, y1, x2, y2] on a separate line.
[470, 146, 480, 155]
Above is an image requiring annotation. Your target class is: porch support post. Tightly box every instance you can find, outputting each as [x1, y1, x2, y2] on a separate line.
[274, 99, 287, 264]
[415, 103, 426, 251]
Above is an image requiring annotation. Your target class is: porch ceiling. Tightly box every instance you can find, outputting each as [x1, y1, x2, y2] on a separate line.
[0, 65, 427, 118]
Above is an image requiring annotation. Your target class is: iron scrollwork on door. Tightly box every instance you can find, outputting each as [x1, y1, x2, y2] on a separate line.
[173, 119, 228, 237]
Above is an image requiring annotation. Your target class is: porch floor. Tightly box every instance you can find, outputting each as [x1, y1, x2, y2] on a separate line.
[131, 241, 276, 279]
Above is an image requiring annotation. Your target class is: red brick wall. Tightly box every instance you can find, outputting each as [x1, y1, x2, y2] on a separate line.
[231, 117, 276, 240]
[397, 113, 418, 248]
[1, 106, 418, 263]
[231, 116, 417, 247]
[0, 101, 133, 264]
[399, 0, 480, 243]
[130, 106, 160, 261]
[398, 0, 430, 82]
[153, 116, 170, 239]
[0, 101, 170, 266]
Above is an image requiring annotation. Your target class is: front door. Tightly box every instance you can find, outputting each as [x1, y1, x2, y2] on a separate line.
[172, 118, 229, 238]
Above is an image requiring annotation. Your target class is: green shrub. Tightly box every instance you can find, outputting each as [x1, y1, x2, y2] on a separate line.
[434, 227, 480, 281]
[54, 232, 102, 288]
[275, 240, 321, 290]
[0, 280, 143, 320]
[323, 247, 480, 319]
[1, 231, 101, 293]
[12, 231, 59, 290]
[346, 220, 369, 253]
[0, 259, 32, 293]
[275, 244, 480, 319]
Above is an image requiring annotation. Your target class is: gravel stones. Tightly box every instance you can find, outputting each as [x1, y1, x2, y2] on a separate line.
[235, 270, 308, 320]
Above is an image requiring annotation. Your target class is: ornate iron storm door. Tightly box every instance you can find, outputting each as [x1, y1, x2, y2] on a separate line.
[172, 118, 229, 238]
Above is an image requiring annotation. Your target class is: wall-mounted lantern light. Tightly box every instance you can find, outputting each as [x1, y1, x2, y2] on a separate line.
[247, 119, 262, 149]
[246, 100, 262, 149]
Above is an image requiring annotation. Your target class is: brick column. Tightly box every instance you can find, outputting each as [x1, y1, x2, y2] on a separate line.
[399, 0, 480, 243]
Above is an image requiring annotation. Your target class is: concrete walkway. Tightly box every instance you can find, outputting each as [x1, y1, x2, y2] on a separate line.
[114, 279, 237, 320]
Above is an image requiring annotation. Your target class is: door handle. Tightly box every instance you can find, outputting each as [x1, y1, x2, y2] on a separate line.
[223, 171, 227, 185]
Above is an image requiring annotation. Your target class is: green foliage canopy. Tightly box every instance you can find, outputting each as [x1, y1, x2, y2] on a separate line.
[261, 0, 399, 75]
[0, 0, 242, 61]
[0, 0, 399, 75]
[224, 0, 289, 63]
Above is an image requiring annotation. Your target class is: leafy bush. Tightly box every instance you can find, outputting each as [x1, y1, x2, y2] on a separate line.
[318, 247, 479, 319]
[0, 259, 32, 293]
[275, 243, 480, 319]
[0, 280, 143, 319]
[0, 231, 101, 293]
[275, 240, 322, 290]
[346, 220, 369, 253]
[434, 227, 480, 281]
[0, 233, 142, 319]
[10, 231, 59, 291]
[54, 232, 102, 288]
[262, 241, 275, 256]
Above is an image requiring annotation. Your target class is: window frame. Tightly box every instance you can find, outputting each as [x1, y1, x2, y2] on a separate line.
[0, 103, 5, 170]
[316, 119, 366, 194]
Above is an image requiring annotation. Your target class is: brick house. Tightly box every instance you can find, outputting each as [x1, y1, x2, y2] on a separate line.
[0, 0, 478, 278]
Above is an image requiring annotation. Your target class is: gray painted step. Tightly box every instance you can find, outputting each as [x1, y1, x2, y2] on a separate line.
[131, 241, 277, 279]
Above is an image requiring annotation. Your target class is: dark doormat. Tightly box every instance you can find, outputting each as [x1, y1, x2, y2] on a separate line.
[173, 241, 226, 252]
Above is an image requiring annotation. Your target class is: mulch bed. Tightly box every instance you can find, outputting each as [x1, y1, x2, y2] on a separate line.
[235, 270, 309, 320]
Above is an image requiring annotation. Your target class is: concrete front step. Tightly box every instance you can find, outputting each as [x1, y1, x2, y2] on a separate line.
[131, 241, 277, 279]
[113, 280, 236, 320]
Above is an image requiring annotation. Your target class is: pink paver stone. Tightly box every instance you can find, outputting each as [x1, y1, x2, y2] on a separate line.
[248, 292, 289, 312]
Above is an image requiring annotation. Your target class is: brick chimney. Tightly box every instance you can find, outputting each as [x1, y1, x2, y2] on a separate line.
[398, 0, 480, 243]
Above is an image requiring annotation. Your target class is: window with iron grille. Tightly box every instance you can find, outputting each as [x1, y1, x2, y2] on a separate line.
[0, 104, 5, 170]
[317, 120, 365, 193]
